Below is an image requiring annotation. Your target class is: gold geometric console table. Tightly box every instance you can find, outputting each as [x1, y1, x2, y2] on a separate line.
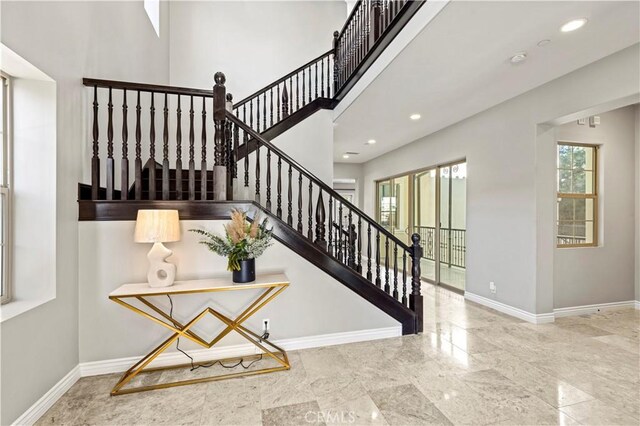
[108, 273, 290, 395]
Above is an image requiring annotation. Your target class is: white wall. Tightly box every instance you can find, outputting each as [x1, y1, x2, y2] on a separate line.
[168, 1, 346, 100]
[333, 162, 363, 208]
[359, 45, 639, 315]
[553, 106, 637, 308]
[78, 220, 397, 363]
[0, 1, 170, 424]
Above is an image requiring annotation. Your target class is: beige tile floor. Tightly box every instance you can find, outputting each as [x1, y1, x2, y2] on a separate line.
[37, 286, 639, 425]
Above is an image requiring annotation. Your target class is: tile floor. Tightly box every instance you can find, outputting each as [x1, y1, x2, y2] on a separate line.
[37, 286, 639, 425]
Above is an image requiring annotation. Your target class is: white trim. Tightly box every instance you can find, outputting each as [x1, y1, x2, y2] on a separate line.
[12, 365, 80, 426]
[554, 300, 637, 318]
[464, 292, 555, 324]
[635, 300, 640, 310]
[79, 325, 402, 376]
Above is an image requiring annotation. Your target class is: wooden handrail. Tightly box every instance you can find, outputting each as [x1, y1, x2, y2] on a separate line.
[83, 78, 213, 98]
[233, 50, 334, 108]
[226, 110, 412, 252]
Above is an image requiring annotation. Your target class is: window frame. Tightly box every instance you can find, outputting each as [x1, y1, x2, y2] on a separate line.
[1, 71, 12, 304]
[556, 141, 599, 248]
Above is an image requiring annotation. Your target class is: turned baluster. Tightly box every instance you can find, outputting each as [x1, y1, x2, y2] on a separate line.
[328, 196, 333, 255]
[255, 140, 261, 202]
[91, 85, 100, 200]
[402, 251, 407, 305]
[134, 90, 142, 200]
[296, 73, 300, 110]
[266, 147, 272, 211]
[249, 101, 254, 133]
[106, 87, 114, 200]
[297, 172, 303, 233]
[282, 83, 289, 118]
[315, 189, 327, 250]
[287, 164, 293, 226]
[149, 92, 156, 200]
[333, 31, 340, 93]
[338, 202, 343, 261]
[320, 57, 325, 98]
[410, 233, 423, 332]
[347, 210, 354, 267]
[200, 97, 208, 200]
[256, 96, 261, 133]
[307, 182, 313, 240]
[162, 92, 170, 200]
[357, 216, 362, 273]
[244, 128, 250, 191]
[367, 223, 372, 281]
[276, 157, 282, 219]
[176, 95, 183, 200]
[188, 95, 196, 200]
[308, 64, 312, 104]
[263, 93, 267, 131]
[276, 85, 281, 123]
[270, 88, 273, 127]
[384, 236, 390, 293]
[327, 52, 332, 97]
[375, 229, 381, 287]
[302, 68, 306, 107]
[393, 244, 399, 300]
[121, 89, 129, 200]
[370, 0, 382, 46]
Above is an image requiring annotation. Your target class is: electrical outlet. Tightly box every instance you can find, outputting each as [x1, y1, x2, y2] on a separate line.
[263, 319, 270, 333]
[489, 281, 496, 294]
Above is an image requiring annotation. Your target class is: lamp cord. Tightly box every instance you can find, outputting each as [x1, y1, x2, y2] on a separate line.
[167, 295, 264, 371]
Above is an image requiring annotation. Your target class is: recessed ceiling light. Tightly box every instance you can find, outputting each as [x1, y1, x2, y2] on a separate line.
[561, 18, 587, 33]
[537, 39, 551, 47]
[510, 52, 527, 64]
[366, 139, 376, 145]
[342, 154, 350, 159]
[410, 114, 421, 120]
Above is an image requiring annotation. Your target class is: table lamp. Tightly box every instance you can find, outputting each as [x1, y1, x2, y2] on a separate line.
[134, 209, 181, 287]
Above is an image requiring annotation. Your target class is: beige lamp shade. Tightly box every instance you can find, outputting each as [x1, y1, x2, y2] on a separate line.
[134, 210, 181, 243]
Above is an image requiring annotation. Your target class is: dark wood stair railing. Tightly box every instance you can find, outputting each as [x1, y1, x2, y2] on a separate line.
[226, 110, 423, 333]
[79, 0, 428, 333]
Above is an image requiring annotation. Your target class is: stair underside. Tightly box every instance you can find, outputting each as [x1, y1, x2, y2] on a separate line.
[78, 199, 418, 334]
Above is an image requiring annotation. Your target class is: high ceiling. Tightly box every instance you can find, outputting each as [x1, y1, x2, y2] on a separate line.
[334, 1, 640, 163]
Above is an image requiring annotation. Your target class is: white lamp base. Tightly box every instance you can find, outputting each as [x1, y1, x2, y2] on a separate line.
[147, 242, 176, 287]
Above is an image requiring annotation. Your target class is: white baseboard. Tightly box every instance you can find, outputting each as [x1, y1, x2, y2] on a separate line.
[79, 325, 401, 376]
[464, 292, 554, 324]
[554, 300, 637, 318]
[12, 365, 81, 426]
[635, 300, 640, 310]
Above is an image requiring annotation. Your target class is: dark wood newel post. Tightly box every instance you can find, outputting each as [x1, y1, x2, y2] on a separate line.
[315, 189, 327, 250]
[213, 72, 227, 200]
[225, 93, 234, 200]
[409, 233, 423, 333]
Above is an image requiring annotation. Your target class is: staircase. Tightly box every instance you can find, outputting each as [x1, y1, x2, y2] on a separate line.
[78, 0, 426, 334]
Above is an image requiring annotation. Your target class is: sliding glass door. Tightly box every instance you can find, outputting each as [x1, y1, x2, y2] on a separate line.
[377, 161, 467, 292]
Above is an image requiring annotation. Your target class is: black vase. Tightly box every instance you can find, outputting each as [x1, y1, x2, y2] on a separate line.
[233, 258, 256, 283]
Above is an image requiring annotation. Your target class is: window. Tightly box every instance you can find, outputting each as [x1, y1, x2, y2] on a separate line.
[557, 143, 598, 247]
[1, 72, 11, 303]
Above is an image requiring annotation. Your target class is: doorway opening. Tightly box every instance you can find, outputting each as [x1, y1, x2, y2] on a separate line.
[376, 160, 467, 292]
